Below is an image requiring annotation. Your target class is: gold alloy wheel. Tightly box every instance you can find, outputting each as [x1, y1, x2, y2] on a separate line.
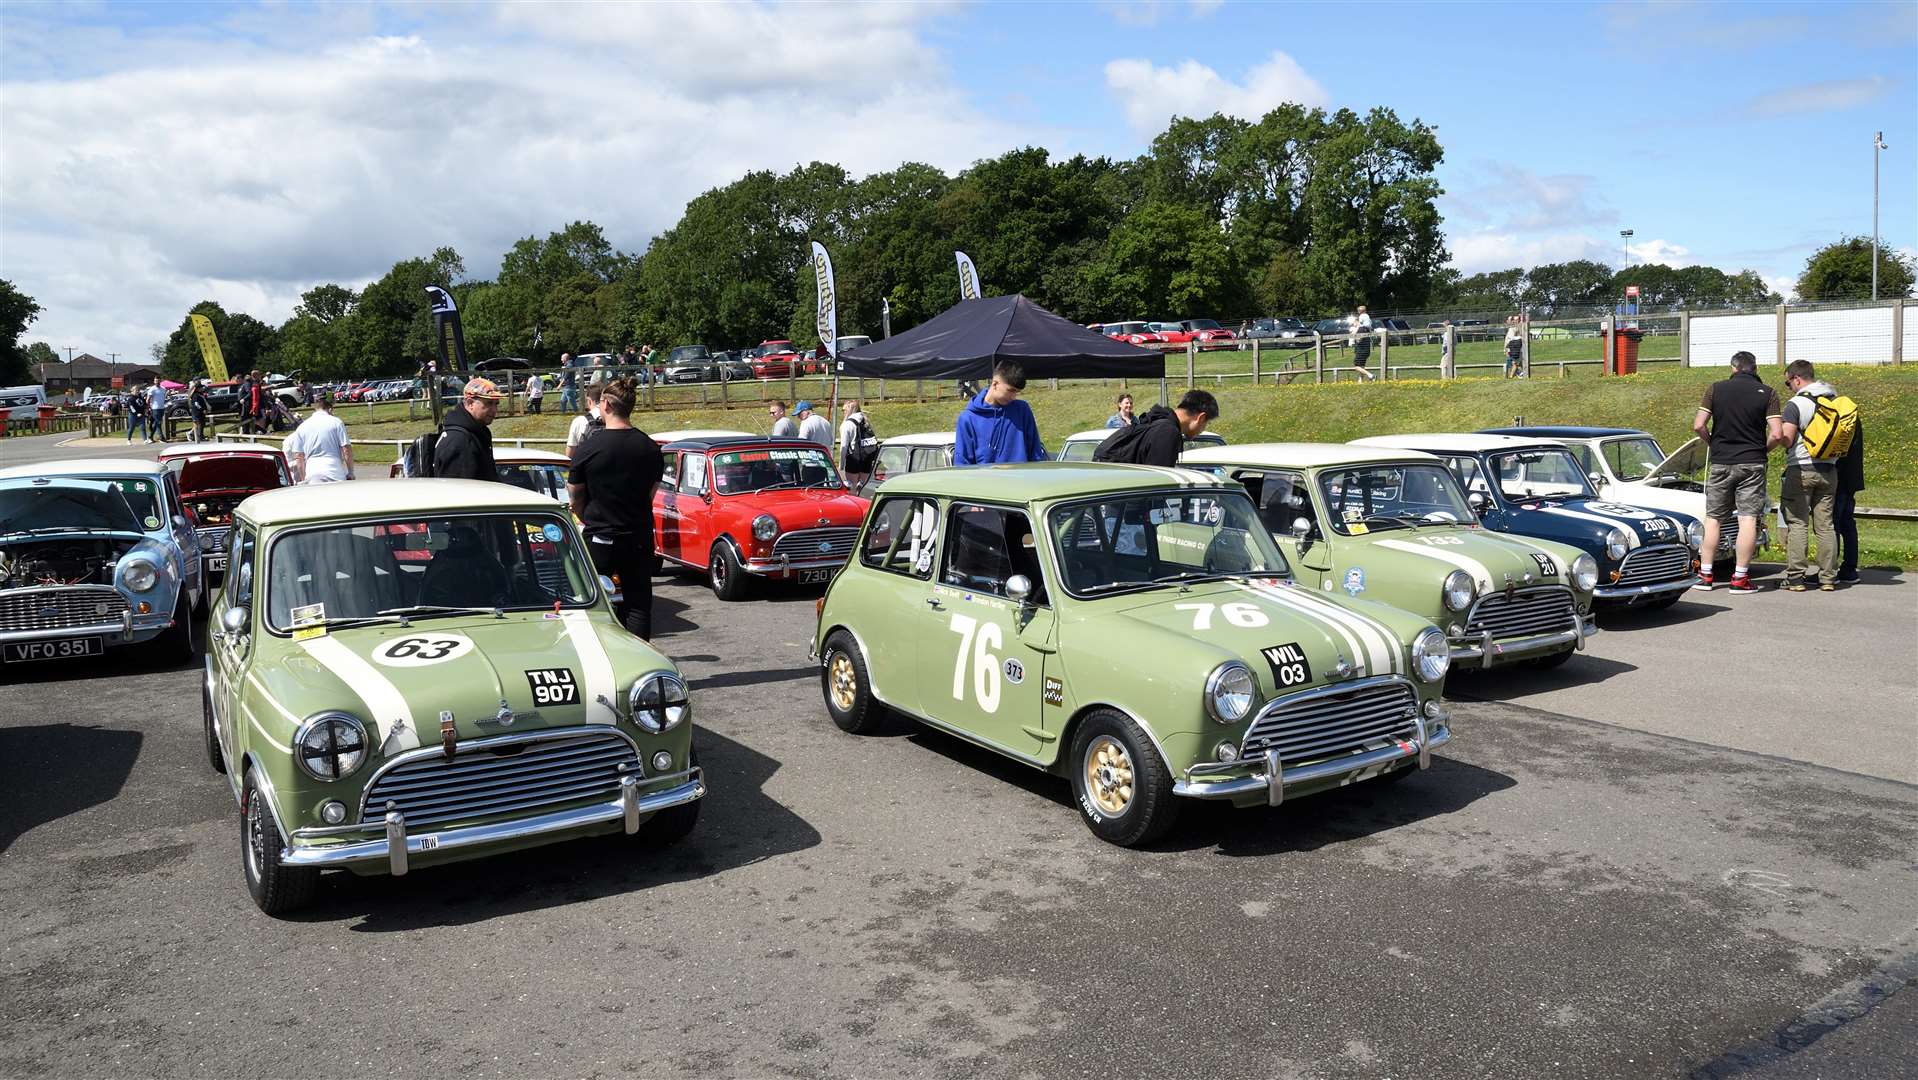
[828, 652, 858, 712]
[1084, 735, 1135, 817]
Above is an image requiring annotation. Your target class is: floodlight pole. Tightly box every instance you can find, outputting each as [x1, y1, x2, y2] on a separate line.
[1873, 132, 1887, 300]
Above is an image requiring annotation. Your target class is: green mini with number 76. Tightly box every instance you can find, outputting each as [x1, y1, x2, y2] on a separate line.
[812, 463, 1455, 847]
[203, 479, 706, 916]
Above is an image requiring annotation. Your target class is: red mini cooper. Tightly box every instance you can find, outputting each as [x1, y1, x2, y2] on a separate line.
[156, 442, 291, 582]
[653, 435, 870, 600]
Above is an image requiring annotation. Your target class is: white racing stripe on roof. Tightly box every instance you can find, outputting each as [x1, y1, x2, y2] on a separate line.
[299, 636, 421, 752]
[560, 611, 618, 724]
[1373, 539, 1497, 593]
[1538, 506, 1640, 547]
[1242, 580, 1399, 676]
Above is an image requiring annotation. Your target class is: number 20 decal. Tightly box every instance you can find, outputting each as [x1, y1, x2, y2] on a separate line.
[373, 634, 475, 667]
[948, 613, 1004, 713]
[1173, 601, 1269, 631]
[1419, 536, 1466, 546]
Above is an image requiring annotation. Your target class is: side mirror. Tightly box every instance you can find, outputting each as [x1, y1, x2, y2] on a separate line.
[1467, 491, 1490, 515]
[1588, 473, 1605, 491]
[1005, 574, 1033, 605]
[599, 574, 624, 604]
[220, 606, 249, 637]
[1290, 517, 1313, 539]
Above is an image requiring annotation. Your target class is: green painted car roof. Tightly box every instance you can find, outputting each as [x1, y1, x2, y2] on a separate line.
[240, 478, 569, 526]
[876, 462, 1222, 502]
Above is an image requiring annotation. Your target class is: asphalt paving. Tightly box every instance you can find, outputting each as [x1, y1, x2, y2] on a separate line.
[2, 429, 1915, 1077]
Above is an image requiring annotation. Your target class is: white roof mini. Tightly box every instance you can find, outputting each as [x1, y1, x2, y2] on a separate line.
[0, 457, 169, 481]
[239, 479, 564, 527]
[1351, 433, 1568, 453]
[1181, 442, 1437, 469]
[650, 429, 753, 444]
[494, 447, 571, 465]
[880, 431, 957, 448]
[157, 442, 286, 460]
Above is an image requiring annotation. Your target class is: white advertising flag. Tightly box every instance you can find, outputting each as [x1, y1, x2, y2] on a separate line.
[955, 251, 981, 301]
[811, 242, 838, 358]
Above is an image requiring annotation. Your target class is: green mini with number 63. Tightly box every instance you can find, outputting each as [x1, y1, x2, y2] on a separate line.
[203, 479, 706, 916]
[813, 463, 1454, 847]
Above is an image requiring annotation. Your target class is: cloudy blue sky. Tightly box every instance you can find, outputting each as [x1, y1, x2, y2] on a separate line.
[2, 0, 1912, 358]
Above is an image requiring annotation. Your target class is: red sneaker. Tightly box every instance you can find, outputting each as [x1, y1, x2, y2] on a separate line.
[1692, 571, 1715, 591]
[1729, 575, 1758, 593]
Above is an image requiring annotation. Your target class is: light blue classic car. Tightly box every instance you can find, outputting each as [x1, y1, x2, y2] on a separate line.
[0, 458, 204, 668]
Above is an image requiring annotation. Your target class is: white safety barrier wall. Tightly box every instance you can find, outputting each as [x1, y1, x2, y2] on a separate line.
[1688, 311, 1776, 366]
[1786, 306, 1893, 365]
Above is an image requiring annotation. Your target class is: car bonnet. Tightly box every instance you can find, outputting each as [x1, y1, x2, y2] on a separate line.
[1501, 498, 1687, 550]
[256, 613, 667, 753]
[1645, 436, 1707, 481]
[1340, 527, 1577, 594]
[1112, 578, 1413, 682]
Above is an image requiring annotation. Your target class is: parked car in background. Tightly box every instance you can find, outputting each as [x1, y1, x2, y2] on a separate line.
[831, 336, 872, 355]
[1246, 317, 1313, 346]
[1056, 428, 1227, 462]
[715, 354, 756, 382]
[866, 432, 955, 495]
[0, 458, 204, 666]
[663, 345, 720, 384]
[746, 341, 800, 379]
[476, 357, 533, 372]
[1310, 318, 1351, 340]
[812, 462, 1453, 846]
[1147, 322, 1195, 344]
[1178, 318, 1237, 342]
[1182, 443, 1598, 671]
[1093, 321, 1165, 346]
[652, 435, 870, 600]
[1478, 425, 1767, 560]
[1352, 434, 1702, 610]
[202, 479, 706, 914]
[158, 442, 291, 583]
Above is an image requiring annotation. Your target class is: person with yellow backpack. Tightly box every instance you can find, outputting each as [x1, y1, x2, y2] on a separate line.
[1778, 360, 1858, 591]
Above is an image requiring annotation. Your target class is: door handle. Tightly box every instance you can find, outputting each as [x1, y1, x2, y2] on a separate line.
[925, 597, 942, 609]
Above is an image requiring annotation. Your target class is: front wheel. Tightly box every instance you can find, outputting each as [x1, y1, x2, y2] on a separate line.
[709, 540, 751, 602]
[155, 595, 197, 664]
[1068, 710, 1179, 847]
[241, 774, 317, 916]
[820, 631, 885, 734]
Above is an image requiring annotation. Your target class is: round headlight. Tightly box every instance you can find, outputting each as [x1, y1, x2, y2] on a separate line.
[122, 558, 158, 592]
[629, 672, 690, 733]
[293, 713, 369, 781]
[1571, 553, 1599, 592]
[1684, 519, 1703, 550]
[1412, 627, 1450, 683]
[752, 514, 779, 541]
[1604, 527, 1629, 561]
[1204, 661, 1257, 724]
[1441, 569, 1476, 612]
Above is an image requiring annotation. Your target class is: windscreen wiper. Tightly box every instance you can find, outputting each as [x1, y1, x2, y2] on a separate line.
[375, 604, 505, 626]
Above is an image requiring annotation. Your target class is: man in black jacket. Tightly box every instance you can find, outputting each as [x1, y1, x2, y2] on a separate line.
[1835, 417, 1865, 583]
[434, 377, 501, 481]
[1093, 389, 1220, 468]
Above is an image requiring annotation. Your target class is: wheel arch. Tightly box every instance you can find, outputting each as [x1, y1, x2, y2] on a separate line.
[239, 756, 292, 845]
[1050, 700, 1175, 777]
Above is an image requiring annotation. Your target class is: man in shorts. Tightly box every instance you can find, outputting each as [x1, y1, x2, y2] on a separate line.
[1692, 350, 1781, 592]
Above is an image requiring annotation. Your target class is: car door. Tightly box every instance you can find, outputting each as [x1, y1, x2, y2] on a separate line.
[654, 450, 683, 562]
[853, 495, 942, 716]
[212, 526, 259, 764]
[160, 471, 202, 604]
[920, 502, 1056, 761]
[1236, 469, 1327, 585]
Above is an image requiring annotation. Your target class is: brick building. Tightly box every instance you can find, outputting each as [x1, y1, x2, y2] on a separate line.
[34, 354, 164, 396]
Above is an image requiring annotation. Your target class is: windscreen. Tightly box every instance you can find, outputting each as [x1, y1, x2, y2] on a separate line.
[1492, 449, 1594, 500]
[1602, 437, 1665, 482]
[0, 480, 144, 534]
[710, 447, 841, 494]
[265, 513, 593, 631]
[1319, 464, 1473, 533]
[1048, 490, 1288, 597]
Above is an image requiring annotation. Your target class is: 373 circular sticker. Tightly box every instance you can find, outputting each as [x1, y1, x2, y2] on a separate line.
[372, 634, 476, 667]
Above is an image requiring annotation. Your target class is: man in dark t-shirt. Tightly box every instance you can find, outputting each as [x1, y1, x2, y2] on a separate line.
[1691, 350, 1782, 591]
[567, 382, 663, 638]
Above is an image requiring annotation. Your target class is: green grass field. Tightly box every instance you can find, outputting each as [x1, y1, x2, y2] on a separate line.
[331, 364, 1917, 569]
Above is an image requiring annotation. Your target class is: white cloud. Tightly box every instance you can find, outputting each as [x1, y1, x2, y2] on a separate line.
[1104, 51, 1328, 136]
[1744, 76, 1892, 116]
[0, 3, 1030, 358]
[1623, 239, 1691, 265]
[1447, 231, 1625, 275]
[1442, 163, 1615, 231]
[1101, 0, 1224, 27]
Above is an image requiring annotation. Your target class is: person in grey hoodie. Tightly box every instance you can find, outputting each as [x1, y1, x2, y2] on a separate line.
[1778, 360, 1839, 591]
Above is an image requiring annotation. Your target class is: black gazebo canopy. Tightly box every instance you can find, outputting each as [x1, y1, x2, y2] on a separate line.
[833, 294, 1160, 380]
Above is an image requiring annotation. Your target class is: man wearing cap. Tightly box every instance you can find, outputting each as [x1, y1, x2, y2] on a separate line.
[434, 377, 501, 481]
[795, 400, 832, 446]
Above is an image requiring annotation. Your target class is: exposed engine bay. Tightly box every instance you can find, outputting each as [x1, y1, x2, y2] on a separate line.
[0, 538, 138, 589]
[186, 491, 251, 528]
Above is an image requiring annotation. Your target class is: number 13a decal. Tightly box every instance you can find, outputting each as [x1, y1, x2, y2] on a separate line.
[948, 613, 1003, 713]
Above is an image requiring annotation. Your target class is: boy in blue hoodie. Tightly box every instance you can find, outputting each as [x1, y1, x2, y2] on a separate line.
[953, 361, 1049, 465]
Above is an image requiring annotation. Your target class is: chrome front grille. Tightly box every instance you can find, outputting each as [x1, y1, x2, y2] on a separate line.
[359, 729, 639, 828]
[1466, 586, 1577, 639]
[0, 586, 128, 632]
[1615, 544, 1690, 587]
[771, 527, 859, 561]
[1239, 678, 1419, 764]
[195, 525, 230, 553]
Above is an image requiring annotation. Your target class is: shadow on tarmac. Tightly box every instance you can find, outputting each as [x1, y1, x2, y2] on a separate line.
[287, 726, 819, 931]
[0, 723, 145, 853]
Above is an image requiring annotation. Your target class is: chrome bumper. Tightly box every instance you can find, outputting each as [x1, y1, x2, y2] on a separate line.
[1594, 575, 1697, 601]
[1174, 712, 1451, 803]
[282, 769, 706, 875]
[1449, 614, 1595, 666]
[742, 555, 846, 577]
[0, 610, 161, 645]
